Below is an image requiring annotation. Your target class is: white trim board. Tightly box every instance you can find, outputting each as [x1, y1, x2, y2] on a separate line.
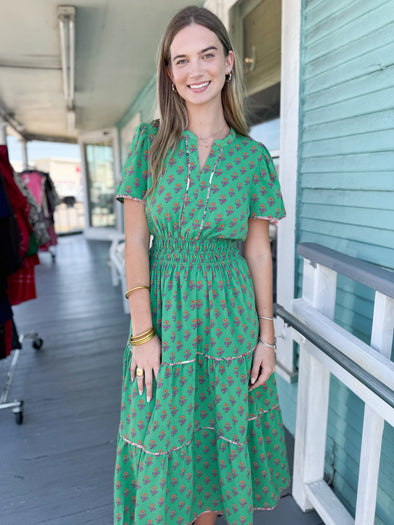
[276, 0, 302, 379]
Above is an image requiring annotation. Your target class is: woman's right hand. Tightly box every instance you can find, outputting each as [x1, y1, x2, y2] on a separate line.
[130, 335, 162, 403]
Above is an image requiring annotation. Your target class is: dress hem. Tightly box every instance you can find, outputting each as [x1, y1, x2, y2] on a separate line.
[188, 481, 292, 524]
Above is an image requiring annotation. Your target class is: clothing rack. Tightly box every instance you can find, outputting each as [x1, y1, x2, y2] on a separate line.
[0, 331, 43, 424]
[0, 140, 48, 425]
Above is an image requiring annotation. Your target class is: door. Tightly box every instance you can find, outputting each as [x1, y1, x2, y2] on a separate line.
[78, 128, 121, 239]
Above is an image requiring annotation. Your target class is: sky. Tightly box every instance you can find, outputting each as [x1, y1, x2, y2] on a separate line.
[7, 134, 81, 163]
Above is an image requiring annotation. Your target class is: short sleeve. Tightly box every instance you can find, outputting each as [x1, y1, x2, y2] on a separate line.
[115, 123, 151, 203]
[249, 145, 286, 223]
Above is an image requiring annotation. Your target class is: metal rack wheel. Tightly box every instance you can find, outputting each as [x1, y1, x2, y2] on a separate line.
[32, 337, 44, 350]
[13, 400, 24, 425]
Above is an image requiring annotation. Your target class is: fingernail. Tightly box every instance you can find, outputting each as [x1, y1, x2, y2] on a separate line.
[147, 396, 151, 403]
[251, 378, 256, 384]
[139, 389, 142, 395]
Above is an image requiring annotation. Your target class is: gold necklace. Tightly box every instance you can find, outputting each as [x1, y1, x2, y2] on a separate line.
[193, 122, 229, 141]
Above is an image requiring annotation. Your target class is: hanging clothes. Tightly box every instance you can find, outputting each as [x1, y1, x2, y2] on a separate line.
[13, 171, 50, 246]
[0, 167, 22, 359]
[0, 146, 39, 307]
[20, 170, 60, 250]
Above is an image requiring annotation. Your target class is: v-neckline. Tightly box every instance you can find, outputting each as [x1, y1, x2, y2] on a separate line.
[182, 128, 234, 178]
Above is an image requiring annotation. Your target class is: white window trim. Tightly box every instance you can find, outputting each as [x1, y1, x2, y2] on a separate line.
[275, 0, 301, 382]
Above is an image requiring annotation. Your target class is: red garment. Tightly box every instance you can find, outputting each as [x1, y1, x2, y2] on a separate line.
[7, 254, 39, 306]
[0, 146, 32, 256]
[0, 146, 39, 305]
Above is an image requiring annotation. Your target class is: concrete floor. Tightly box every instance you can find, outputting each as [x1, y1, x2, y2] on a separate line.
[0, 235, 323, 525]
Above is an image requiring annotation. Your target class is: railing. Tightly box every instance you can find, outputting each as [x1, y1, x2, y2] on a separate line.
[275, 243, 394, 525]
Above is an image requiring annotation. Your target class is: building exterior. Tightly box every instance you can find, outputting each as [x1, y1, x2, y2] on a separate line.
[114, 1, 394, 523]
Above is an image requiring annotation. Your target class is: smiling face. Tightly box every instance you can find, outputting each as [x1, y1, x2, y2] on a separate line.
[168, 24, 234, 112]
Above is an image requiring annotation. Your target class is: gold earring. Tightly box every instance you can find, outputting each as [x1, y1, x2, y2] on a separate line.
[171, 83, 177, 92]
[226, 72, 232, 83]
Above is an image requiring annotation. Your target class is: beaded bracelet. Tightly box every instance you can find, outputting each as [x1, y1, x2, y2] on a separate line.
[125, 285, 150, 299]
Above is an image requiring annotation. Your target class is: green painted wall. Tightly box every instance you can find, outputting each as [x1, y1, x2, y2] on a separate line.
[297, 0, 394, 523]
[116, 73, 157, 163]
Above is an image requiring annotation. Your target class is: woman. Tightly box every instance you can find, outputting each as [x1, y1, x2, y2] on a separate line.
[114, 6, 290, 525]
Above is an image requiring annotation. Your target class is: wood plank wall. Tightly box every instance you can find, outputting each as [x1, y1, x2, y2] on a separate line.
[297, 1, 394, 523]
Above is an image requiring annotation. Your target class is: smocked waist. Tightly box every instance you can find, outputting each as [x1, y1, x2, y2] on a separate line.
[150, 236, 240, 262]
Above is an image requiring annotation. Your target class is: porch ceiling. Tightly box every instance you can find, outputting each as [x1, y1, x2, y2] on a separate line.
[0, 0, 193, 143]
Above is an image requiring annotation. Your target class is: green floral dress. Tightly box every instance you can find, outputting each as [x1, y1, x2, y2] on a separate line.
[114, 122, 290, 525]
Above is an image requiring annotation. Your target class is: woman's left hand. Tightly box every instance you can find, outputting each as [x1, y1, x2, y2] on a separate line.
[248, 340, 276, 391]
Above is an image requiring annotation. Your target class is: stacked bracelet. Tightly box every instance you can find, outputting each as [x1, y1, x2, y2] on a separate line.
[129, 327, 156, 346]
[258, 315, 274, 321]
[125, 285, 150, 299]
[258, 337, 277, 350]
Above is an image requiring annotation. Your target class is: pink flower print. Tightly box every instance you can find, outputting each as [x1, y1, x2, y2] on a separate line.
[221, 384, 228, 394]
[164, 192, 172, 204]
[237, 335, 245, 346]
[258, 185, 267, 197]
[221, 177, 229, 187]
[268, 196, 275, 208]
[214, 214, 223, 224]
[157, 185, 165, 195]
[219, 195, 227, 205]
[196, 198, 205, 210]
[226, 206, 234, 216]
[138, 510, 146, 520]
[222, 337, 231, 349]
[208, 202, 217, 214]
[211, 183, 219, 194]
[199, 179, 207, 191]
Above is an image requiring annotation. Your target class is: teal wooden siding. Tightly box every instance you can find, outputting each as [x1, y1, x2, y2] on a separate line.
[117, 74, 157, 161]
[296, 0, 394, 523]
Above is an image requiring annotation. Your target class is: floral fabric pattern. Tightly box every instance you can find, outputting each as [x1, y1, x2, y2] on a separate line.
[114, 122, 290, 525]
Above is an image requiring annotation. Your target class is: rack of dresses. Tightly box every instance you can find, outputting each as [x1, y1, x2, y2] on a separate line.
[20, 169, 60, 260]
[0, 143, 45, 425]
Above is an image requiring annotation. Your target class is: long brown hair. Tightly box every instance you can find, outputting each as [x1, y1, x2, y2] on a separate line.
[147, 5, 248, 198]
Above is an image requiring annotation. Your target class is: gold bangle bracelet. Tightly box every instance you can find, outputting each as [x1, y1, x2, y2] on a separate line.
[125, 285, 150, 299]
[130, 327, 155, 341]
[129, 327, 155, 345]
[130, 329, 156, 346]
